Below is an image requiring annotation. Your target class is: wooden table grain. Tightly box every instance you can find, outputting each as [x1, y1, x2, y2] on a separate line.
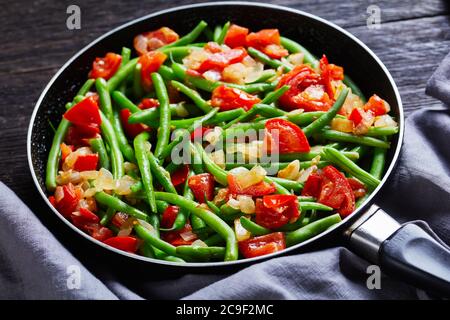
[0, 0, 448, 262]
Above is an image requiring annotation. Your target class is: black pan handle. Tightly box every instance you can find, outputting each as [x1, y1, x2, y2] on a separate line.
[346, 205, 450, 297]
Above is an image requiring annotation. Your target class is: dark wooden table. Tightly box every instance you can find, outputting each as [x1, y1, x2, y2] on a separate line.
[0, 0, 449, 298]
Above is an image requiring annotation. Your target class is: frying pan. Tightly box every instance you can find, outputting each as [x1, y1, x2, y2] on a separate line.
[27, 2, 450, 297]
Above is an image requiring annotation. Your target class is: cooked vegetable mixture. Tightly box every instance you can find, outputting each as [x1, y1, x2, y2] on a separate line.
[46, 21, 398, 262]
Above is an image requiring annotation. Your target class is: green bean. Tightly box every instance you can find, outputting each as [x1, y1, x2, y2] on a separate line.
[155, 192, 238, 261]
[171, 62, 187, 81]
[300, 202, 333, 211]
[356, 194, 369, 208]
[203, 26, 214, 41]
[107, 57, 138, 92]
[89, 138, 110, 170]
[159, 46, 193, 59]
[285, 111, 326, 126]
[343, 75, 366, 103]
[280, 36, 318, 68]
[278, 149, 359, 162]
[186, 73, 276, 93]
[162, 20, 208, 49]
[298, 196, 316, 202]
[164, 162, 181, 174]
[155, 200, 169, 214]
[266, 177, 291, 195]
[366, 126, 399, 137]
[111, 91, 141, 113]
[147, 150, 177, 193]
[322, 147, 380, 190]
[261, 85, 290, 105]
[158, 107, 218, 160]
[268, 177, 303, 193]
[133, 132, 157, 212]
[96, 78, 114, 119]
[95, 192, 148, 220]
[111, 109, 136, 163]
[191, 214, 208, 235]
[100, 111, 124, 179]
[45, 119, 70, 191]
[76, 79, 95, 96]
[176, 246, 226, 261]
[167, 172, 192, 231]
[248, 69, 277, 84]
[240, 216, 271, 236]
[218, 204, 242, 222]
[223, 103, 286, 129]
[285, 213, 342, 246]
[158, 65, 176, 81]
[277, 216, 310, 232]
[133, 63, 144, 99]
[204, 233, 225, 246]
[213, 25, 222, 42]
[318, 130, 390, 149]
[151, 73, 171, 158]
[134, 223, 178, 256]
[171, 108, 245, 128]
[190, 142, 204, 174]
[171, 80, 212, 113]
[216, 21, 230, 44]
[128, 103, 191, 126]
[118, 47, 131, 92]
[370, 148, 386, 180]
[195, 142, 228, 185]
[248, 47, 291, 71]
[351, 145, 369, 158]
[206, 199, 221, 214]
[303, 88, 349, 137]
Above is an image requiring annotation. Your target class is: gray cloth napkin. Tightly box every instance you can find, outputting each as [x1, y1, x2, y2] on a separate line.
[1, 52, 450, 300]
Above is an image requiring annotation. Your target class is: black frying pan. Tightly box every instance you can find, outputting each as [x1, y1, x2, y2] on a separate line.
[27, 2, 450, 297]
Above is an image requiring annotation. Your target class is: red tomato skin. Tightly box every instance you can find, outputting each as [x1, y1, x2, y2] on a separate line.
[104, 236, 139, 253]
[347, 178, 367, 199]
[70, 208, 100, 228]
[85, 223, 113, 241]
[162, 222, 196, 246]
[60, 143, 74, 161]
[318, 166, 355, 217]
[264, 118, 310, 153]
[139, 51, 167, 90]
[188, 173, 215, 203]
[211, 85, 261, 111]
[171, 165, 190, 187]
[197, 47, 248, 73]
[348, 107, 364, 126]
[227, 174, 276, 197]
[301, 173, 323, 198]
[319, 55, 344, 98]
[224, 24, 249, 48]
[238, 232, 286, 258]
[89, 53, 122, 80]
[161, 205, 180, 229]
[255, 195, 300, 229]
[190, 126, 211, 142]
[138, 98, 160, 109]
[64, 96, 101, 127]
[246, 29, 281, 48]
[262, 44, 289, 59]
[119, 109, 149, 138]
[65, 124, 100, 146]
[55, 183, 80, 217]
[73, 154, 99, 171]
[112, 212, 129, 228]
[48, 196, 56, 207]
[277, 65, 330, 111]
[363, 94, 389, 116]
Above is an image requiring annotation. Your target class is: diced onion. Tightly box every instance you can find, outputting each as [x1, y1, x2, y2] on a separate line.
[287, 53, 304, 66]
[203, 69, 222, 82]
[213, 188, 229, 205]
[123, 162, 137, 173]
[83, 188, 97, 198]
[227, 197, 241, 210]
[234, 218, 251, 241]
[231, 165, 266, 189]
[204, 127, 223, 145]
[180, 230, 198, 242]
[331, 118, 354, 133]
[297, 165, 318, 183]
[191, 239, 207, 247]
[138, 219, 156, 235]
[96, 168, 115, 191]
[210, 150, 226, 169]
[80, 170, 99, 180]
[115, 175, 136, 196]
[182, 48, 209, 70]
[237, 195, 255, 214]
[174, 103, 189, 118]
[278, 160, 301, 180]
[374, 115, 397, 128]
[55, 186, 64, 202]
[56, 170, 82, 185]
[222, 62, 247, 84]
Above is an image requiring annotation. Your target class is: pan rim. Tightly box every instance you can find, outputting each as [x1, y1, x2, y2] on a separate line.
[27, 1, 404, 268]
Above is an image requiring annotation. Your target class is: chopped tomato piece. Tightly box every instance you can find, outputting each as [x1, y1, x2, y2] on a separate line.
[134, 27, 179, 55]
[347, 177, 367, 199]
[64, 96, 101, 127]
[227, 174, 276, 197]
[363, 94, 390, 116]
[65, 124, 100, 146]
[188, 173, 214, 203]
[55, 183, 80, 217]
[197, 47, 247, 73]
[162, 222, 196, 246]
[246, 29, 281, 48]
[301, 173, 323, 198]
[161, 205, 180, 229]
[139, 51, 167, 90]
[190, 126, 211, 142]
[238, 232, 286, 258]
[138, 98, 160, 109]
[261, 44, 288, 59]
[73, 154, 99, 171]
[171, 165, 190, 187]
[119, 109, 149, 138]
[48, 195, 56, 207]
[84, 223, 113, 241]
[255, 195, 300, 229]
[318, 166, 355, 217]
[319, 55, 344, 98]
[60, 143, 74, 161]
[264, 118, 310, 153]
[224, 24, 249, 48]
[88, 53, 122, 80]
[348, 107, 365, 126]
[277, 65, 332, 111]
[104, 236, 139, 253]
[112, 212, 129, 228]
[211, 85, 260, 111]
[70, 208, 99, 228]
